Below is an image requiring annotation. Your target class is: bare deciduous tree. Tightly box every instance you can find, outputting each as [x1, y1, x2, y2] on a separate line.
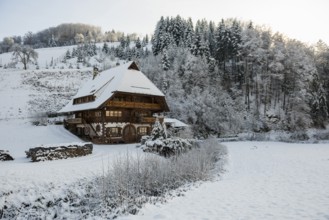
[12, 44, 38, 70]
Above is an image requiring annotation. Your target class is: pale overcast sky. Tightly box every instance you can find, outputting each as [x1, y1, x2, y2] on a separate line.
[0, 0, 328, 44]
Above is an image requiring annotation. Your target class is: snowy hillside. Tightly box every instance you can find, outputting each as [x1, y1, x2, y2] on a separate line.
[0, 69, 91, 120]
[0, 42, 122, 70]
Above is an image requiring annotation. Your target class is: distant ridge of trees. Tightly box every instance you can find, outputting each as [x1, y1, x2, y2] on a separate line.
[0, 23, 139, 53]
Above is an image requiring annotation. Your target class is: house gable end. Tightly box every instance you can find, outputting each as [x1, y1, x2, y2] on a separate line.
[128, 62, 139, 71]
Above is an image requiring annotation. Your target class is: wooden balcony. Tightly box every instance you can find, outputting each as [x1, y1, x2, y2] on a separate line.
[66, 118, 82, 124]
[141, 117, 156, 123]
[107, 101, 162, 110]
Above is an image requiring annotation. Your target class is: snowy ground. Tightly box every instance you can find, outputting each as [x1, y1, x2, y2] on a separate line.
[1, 124, 329, 220]
[0, 118, 139, 191]
[120, 142, 329, 220]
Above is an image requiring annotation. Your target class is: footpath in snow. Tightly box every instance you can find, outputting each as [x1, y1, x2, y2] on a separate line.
[119, 141, 329, 220]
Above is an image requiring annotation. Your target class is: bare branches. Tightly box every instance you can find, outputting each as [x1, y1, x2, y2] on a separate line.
[11, 44, 38, 70]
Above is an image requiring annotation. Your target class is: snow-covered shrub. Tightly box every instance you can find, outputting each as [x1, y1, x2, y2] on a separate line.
[142, 138, 195, 157]
[25, 142, 93, 162]
[0, 150, 14, 161]
[140, 119, 196, 157]
[30, 112, 48, 126]
[289, 131, 309, 141]
[98, 138, 227, 216]
[311, 129, 329, 141]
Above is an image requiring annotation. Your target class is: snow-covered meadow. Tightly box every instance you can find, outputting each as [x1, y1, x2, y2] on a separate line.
[1, 125, 329, 220]
[120, 142, 329, 220]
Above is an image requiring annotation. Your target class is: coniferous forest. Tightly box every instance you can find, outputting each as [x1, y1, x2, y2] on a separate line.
[138, 16, 329, 137]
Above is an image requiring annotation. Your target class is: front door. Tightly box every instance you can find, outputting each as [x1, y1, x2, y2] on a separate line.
[123, 124, 137, 143]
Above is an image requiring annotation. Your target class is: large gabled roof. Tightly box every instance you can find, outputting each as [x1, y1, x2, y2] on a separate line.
[59, 61, 166, 113]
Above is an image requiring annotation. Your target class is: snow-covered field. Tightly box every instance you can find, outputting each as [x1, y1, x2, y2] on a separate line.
[120, 141, 329, 220]
[1, 124, 329, 220]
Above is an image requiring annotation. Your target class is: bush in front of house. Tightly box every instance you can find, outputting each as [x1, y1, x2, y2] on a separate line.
[142, 137, 196, 157]
[25, 142, 93, 162]
[0, 150, 14, 161]
[140, 119, 196, 157]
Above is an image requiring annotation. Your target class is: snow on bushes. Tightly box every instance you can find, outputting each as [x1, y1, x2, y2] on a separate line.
[0, 150, 14, 161]
[140, 119, 196, 157]
[1, 139, 227, 219]
[25, 142, 93, 162]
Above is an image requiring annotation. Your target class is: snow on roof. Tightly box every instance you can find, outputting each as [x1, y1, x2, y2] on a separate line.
[164, 118, 188, 128]
[59, 61, 165, 113]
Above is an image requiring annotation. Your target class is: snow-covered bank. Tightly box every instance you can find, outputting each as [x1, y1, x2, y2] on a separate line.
[120, 142, 329, 220]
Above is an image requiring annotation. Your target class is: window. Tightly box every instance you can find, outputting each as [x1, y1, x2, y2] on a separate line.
[107, 127, 121, 137]
[139, 111, 150, 117]
[95, 111, 102, 117]
[106, 110, 122, 117]
[84, 127, 90, 135]
[73, 95, 95, 105]
[138, 127, 148, 135]
[95, 124, 101, 132]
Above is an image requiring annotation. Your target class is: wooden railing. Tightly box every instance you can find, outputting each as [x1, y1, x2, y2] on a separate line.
[141, 117, 156, 123]
[107, 101, 162, 110]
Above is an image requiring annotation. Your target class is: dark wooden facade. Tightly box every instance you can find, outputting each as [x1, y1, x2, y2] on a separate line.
[65, 92, 168, 144]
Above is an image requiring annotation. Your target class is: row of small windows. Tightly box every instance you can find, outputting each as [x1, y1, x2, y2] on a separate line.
[92, 126, 148, 136]
[95, 111, 122, 117]
[112, 95, 154, 103]
[138, 127, 148, 135]
[77, 111, 123, 118]
[94, 125, 121, 137]
[77, 111, 153, 118]
[106, 111, 122, 117]
[73, 94, 158, 106]
[73, 96, 95, 105]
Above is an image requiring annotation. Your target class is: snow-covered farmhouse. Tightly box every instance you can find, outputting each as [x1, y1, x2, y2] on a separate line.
[59, 61, 169, 144]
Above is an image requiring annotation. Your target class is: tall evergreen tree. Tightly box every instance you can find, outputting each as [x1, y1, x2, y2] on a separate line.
[65, 49, 71, 59]
[152, 16, 165, 55]
[172, 15, 183, 46]
[215, 19, 229, 70]
[309, 74, 328, 128]
[135, 37, 142, 49]
[183, 17, 194, 48]
[162, 50, 170, 71]
[208, 21, 216, 57]
[102, 42, 109, 54]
